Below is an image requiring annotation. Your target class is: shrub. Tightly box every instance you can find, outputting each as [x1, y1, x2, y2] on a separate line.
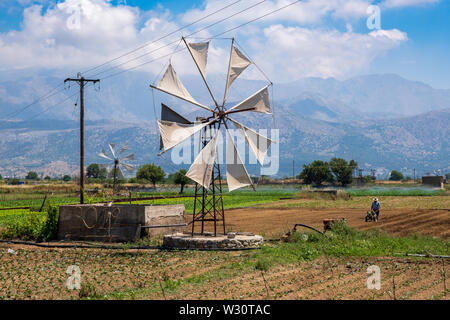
[389, 170, 404, 181]
[298, 160, 333, 186]
[0, 205, 59, 242]
[39, 205, 59, 241]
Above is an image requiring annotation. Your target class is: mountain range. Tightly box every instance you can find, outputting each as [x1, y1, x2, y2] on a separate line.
[0, 70, 449, 178]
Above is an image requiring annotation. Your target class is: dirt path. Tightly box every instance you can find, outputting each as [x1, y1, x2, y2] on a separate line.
[206, 207, 450, 238]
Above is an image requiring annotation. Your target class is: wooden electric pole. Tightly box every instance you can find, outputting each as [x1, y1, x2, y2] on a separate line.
[64, 76, 99, 204]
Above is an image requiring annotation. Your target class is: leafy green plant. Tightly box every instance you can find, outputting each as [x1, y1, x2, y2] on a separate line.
[79, 282, 99, 299]
[0, 205, 59, 241]
[39, 205, 59, 241]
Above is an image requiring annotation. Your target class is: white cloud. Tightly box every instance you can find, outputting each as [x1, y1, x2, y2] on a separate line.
[0, 0, 409, 82]
[248, 25, 407, 81]
[181, 0, 373, 26]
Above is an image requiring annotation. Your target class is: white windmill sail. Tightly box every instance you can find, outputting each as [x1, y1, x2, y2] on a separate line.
[119, 144, 129, 155]
[224, 45, 252, 100]
[158, 63, 196, 103]
[152, 64, 213, 112]
[109, 143, 117, 158]
[98, 149, 112, 160]
[121, 162, 135, 172]
[229, 118, 274, 166]
[121, 153, 135, 161]
[158, 120, 212, 153]
[226, 129, 253, 191]
[186, 131, 219, 188]
[186, 41, 209, 79]
[228, 85, 271, 114]
[160, 103, 192, 150]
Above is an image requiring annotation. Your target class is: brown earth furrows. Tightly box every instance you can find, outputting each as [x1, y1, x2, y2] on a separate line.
[217, 208, 450, 239]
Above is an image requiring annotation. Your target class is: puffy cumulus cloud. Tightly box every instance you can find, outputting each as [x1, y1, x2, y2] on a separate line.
[0, 0, 182, 73]
[246, 25, 407, 81]
[0, 0, 410, 83]
[181, 0, 373, 26]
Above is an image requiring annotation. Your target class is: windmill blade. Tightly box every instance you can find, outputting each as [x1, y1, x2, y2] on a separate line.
[223, 44, 252, 103]
[183, 38, 219, 108]
[150, 63, 214, 113]
[185, 40, 209, 80]
[158, 118, 215, 154]
[108, 143, 117, 159]
[227, 84, 271, 114]
[160, 103, 192, 150]
[118, 143, 129, 156]
[98, 149, 113, 161]
[229, 118, 274, 166]
[225, 128, 254, 192]
[186, 130, 219, 189]
[121, 153, 135, 161]
[161, 103, 192, 123]
[120, 162, 135, 173]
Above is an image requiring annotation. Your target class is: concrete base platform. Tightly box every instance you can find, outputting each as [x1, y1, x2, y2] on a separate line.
[57, 204, 185, 242]
[162, 232, 263, 250]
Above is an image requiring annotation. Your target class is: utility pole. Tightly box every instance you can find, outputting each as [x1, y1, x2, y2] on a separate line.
[64, 76, 99, 204]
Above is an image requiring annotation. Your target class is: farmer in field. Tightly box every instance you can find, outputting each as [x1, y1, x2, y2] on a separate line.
[371, 197, 381, 220]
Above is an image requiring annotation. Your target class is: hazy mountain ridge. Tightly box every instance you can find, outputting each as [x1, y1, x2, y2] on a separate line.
[1, 71, 449, 177]
[0, 109, 448, 178]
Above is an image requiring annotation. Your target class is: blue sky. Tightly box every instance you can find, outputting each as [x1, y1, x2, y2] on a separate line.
[0, 0, 449, 88]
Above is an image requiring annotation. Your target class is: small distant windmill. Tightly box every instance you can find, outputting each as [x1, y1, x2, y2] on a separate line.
[98, 143, 135, 194]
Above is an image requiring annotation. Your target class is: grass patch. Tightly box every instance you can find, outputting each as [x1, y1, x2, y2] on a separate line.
[265, 195, 450, 210]
[347, 187, 445, 197]
[253, 221, 450, 266]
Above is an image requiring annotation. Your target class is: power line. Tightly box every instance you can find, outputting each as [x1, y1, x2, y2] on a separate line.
[99, 0, 302, 81]
[1, 83, 66, 119]
[1, 1, 245, 121]
[91, 0, 270, 79]
[82, 0, 244, 77]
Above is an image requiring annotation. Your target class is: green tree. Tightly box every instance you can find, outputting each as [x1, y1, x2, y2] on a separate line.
[62, 175, 72, 182]
[86, 163, 108, 180]
[26, 171, 39, 180]
[86, 163, 100, 178]
[136, 163, 165, 188]
[86, 163, 99, 178]
[44, 176, 51, 180]
[173, 169, 191, 194]
[389, 170, 404, 181]
[298, 160, 333, 186]
[329, 158, 357, 186]
[0, 173, 2, 180]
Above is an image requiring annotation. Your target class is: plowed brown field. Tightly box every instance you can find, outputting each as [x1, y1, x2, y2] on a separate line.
[216, 207, 450, 239]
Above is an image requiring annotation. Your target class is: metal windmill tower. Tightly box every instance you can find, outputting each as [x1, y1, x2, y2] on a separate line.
[151, 37, 274, 236]
[98, 143, 135, 194]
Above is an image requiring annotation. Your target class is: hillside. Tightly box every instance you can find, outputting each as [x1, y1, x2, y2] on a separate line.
[0, 108, 448, 178]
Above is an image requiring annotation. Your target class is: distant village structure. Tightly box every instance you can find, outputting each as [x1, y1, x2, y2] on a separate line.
[421, 176, 444, 189]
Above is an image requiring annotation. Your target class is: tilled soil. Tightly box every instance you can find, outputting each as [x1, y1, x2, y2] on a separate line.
[200, 207, 450, 238]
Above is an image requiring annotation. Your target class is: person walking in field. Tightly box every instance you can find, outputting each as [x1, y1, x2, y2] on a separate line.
[371, 197, 381, 221]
